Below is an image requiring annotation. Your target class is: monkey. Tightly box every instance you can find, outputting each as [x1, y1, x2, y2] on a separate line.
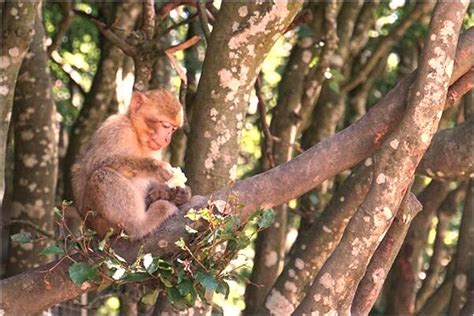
[71, 89, 192, 240]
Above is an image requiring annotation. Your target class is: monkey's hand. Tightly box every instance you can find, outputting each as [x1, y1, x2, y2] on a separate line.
[145, 184, 173, 209]
[170, 186, 192, 206]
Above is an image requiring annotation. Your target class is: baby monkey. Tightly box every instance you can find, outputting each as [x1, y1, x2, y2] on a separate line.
[71, 89, 191, 240]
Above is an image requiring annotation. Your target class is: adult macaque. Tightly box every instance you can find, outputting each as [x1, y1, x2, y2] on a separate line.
[72, 90, 191, 240]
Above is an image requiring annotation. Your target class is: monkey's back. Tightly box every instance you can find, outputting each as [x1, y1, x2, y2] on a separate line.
[71, 114, 142, 213]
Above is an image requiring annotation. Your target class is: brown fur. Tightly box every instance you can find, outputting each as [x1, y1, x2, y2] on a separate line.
[71, 90, 190, 240]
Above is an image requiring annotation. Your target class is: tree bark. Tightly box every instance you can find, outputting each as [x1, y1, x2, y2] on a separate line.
[0, 0, 38, 211]
[6, 8, 58, 277]
[294, 2, 468, 313]
[385, 181, 451, 314]
[351, 193, 422, 315]
[417, 116, 474, 181]
[184, 1, 303, 195]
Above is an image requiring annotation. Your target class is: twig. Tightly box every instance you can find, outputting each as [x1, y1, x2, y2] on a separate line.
[179, 79, 191, 134]
[198, 0, 211, 43]
[165, 35, 201, 55]
[47, 0, 74, 56]
[255, 75, 276, 168]
[446, 67, 474, 108]
[7, 219, 55, 239]
[74, 9, 137, 56]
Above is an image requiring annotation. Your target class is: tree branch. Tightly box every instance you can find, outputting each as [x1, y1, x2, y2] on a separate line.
[255, 75, 276, 169]
[351, 192, 422, 314]
[47, 0, 74, 56]
[342, 1, 433, 93]
[418, 116, 473, 181]
[74, 9, 137, 56]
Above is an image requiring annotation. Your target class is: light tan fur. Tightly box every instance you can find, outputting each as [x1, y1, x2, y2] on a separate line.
[71, 89, 190, 240]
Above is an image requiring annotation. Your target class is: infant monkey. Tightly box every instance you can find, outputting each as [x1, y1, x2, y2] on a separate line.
[71, 89, 191, 240]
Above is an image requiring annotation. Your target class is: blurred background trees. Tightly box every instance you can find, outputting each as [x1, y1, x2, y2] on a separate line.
[1, 1, 473, 315]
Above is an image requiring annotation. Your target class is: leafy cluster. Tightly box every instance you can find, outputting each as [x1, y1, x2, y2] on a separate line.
[10, 203, 275, 310]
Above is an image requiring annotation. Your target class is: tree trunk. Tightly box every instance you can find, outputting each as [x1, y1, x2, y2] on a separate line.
[6, 8, 58, 277]
[1, 0, 38, 212]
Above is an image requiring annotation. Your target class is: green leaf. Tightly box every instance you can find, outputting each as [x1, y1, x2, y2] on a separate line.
[141, 290, 159, 306]
[185, 208, 200, 221]
[40, 244, 64, 256]
[257, 208, 276, 229]
[98, 228, 114, 251]
[175, 238, 186, 250]
[177, 279, 194, 296]
[195, 271, 218, 292]
[53, 207, 61, 217]
[216, 281, 230, 299]
[68, 262, 99, 285]
[122, 272, 150, 282]
[166, 287, 187, 310]
[11, 232, 37, 244]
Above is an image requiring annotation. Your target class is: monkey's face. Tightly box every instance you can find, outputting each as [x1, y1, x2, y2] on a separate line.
[145, 119, 178, 150]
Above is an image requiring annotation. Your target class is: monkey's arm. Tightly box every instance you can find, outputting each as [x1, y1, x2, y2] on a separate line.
[146, 184, 192, 208]
[95, 156, 172, 181]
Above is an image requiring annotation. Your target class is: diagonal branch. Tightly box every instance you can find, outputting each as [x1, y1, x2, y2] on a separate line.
[73, 10, 137, 56]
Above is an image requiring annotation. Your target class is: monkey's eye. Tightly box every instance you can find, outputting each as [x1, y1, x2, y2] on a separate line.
[145, 119, 159, 129]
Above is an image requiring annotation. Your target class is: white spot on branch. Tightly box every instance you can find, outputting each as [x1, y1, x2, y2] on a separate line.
[389, 139, 399, 149]
[320, 272, 335, 289]
[265, 289, 294, 316]
[265, 251, 278, 267]
[295, 258, 305, 270]
[376, 173, 386, 184]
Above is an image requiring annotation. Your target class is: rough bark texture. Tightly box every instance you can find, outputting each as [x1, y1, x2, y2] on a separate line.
[185, 1, 303, 195]
[417, 116, 474, 181]
[264, 164, 372, 315]
[294, 2, 468, 313]
[385, 180, 451, 314]
[244, 3, 337, 311]
[0, 24, 472, 316]
[62, 1, 140, 200]
[447, 180, 474, 316]
[0, 0, 38, 209]
[351, 193, 422, 315]
[6, 9, 59, 277]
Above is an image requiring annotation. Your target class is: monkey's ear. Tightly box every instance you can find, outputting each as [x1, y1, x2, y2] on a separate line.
[130, 91, 145, 113]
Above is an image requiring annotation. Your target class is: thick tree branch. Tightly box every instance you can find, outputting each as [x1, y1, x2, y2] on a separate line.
[418, 116, 474, 180]
[351, 193, 422, 314]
